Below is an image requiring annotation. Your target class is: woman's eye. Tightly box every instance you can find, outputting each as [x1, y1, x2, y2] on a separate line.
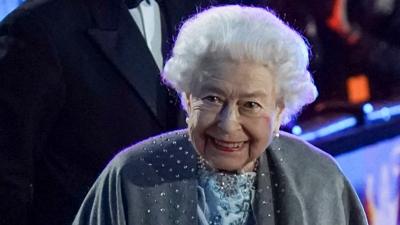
[203, 96, 223, 103]
[242, 101, 262, 110]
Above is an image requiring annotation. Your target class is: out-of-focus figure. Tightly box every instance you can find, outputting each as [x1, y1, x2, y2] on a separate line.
[0, 0, 213, 224]
[327, 0, 400, 100]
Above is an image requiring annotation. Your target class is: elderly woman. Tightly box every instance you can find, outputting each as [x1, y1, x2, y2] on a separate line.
[73, 5, 368, 225]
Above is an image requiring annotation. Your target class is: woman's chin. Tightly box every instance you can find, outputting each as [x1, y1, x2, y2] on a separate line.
[207, 159, 254, 173]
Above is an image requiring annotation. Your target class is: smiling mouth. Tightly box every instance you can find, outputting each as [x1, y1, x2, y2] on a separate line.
[211, 137, 246, 152]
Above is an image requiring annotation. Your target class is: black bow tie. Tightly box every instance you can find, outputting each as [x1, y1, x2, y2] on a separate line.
[125, 0, 153, 9]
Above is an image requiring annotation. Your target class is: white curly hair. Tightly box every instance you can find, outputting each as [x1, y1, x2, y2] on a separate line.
[162, 5, 318, 123]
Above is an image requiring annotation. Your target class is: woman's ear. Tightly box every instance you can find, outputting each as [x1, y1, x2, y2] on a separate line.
[183, 92, 191, 114]
[273, 100, 285, 132]
[183, 92, 192, 125]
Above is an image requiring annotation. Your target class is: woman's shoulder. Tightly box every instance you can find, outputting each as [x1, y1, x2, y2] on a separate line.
[274, 131, 343, 177]
[279, 131, 335, 160]
[117, 129, 191, 160]
[104, 129, 197, 183]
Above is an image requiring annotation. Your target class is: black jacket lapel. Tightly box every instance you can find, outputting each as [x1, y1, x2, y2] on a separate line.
[86, 0, 165, 127]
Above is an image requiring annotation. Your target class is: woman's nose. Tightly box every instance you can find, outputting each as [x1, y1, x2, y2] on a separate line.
[217, 105, 241, 132]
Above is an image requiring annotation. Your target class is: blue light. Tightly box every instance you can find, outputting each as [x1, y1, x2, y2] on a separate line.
[300, 117, 357, 141]
[362, 103, 374, 114]
[317, 117, 357, 136]
[300, 132, 317, 141]
[0, 0, 22, 21]
[365, 103, 400, 122]
[291, 125, 303, 135]
[389, 104, 400, 116]
[298, 102, 400, 141]
[382, 107, 392, 121]
[367, 107, 391, 121]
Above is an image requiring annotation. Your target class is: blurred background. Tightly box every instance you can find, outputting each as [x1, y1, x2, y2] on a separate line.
[0, 0, 23, 21]
[1, 0, 400, 224]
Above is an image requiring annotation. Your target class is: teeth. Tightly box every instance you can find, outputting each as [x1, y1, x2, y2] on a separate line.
[213, 138, 243, 148]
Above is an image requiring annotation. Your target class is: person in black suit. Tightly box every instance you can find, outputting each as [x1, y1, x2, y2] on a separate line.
[326, 0, 400, 100]
[0, 0, 212, 224]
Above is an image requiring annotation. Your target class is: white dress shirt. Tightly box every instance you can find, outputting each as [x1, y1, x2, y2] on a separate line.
[129, 0, 163, 71]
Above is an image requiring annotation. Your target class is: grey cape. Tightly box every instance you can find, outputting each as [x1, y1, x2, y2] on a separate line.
[72, 129, 368, 225]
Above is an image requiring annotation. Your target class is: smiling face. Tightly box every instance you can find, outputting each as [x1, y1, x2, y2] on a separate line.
[186, 61, 284, 172]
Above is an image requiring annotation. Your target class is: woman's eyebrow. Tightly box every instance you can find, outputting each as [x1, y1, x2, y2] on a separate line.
[199, 85, 225, 95]
[240, 91, 268, 98]
[200, 85, 268, 98]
